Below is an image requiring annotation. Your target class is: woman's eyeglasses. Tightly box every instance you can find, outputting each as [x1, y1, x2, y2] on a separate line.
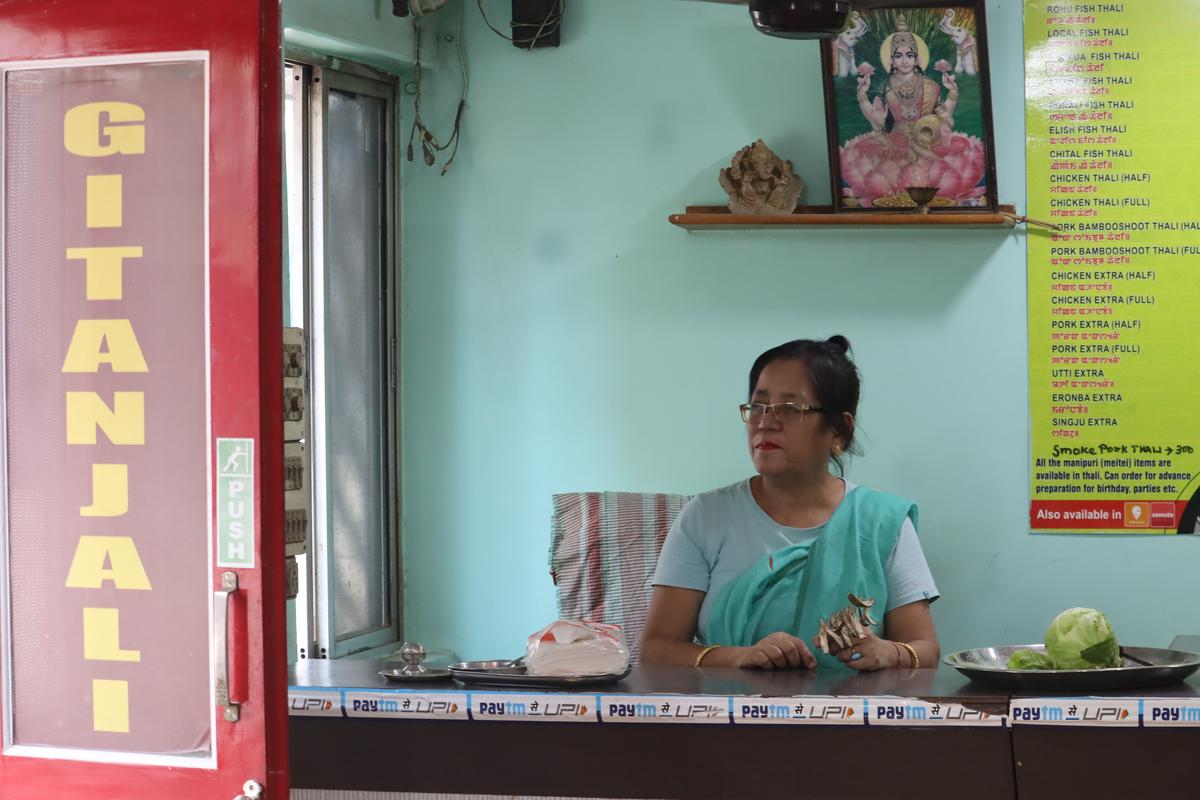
[739, 402, 823, 424]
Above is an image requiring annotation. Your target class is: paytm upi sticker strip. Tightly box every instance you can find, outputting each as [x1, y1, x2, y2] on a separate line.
[1010, 698, 1140, 726]
[344, 690, 469, 720]
[866, 698, 1004, 727]
[732, 695, 863, 726]
[1143, 699, 1200, 727]
[287, 689, 343, 717]
[599, 695, 729, 724]
[471, 693, 597, 722]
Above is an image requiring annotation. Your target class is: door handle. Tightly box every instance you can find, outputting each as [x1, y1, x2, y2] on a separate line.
[214, 571, 240, 722]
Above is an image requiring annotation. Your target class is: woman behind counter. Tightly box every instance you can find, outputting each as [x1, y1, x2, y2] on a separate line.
[641, 337, 940, 671]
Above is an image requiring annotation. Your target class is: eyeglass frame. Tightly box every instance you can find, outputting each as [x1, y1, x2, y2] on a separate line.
[739, 402, 824, 424]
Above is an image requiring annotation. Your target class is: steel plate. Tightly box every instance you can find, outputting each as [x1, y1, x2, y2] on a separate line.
[944, 644, 1200, 692]
[447, 660, 632, 689]
[378, 667, 454, 682]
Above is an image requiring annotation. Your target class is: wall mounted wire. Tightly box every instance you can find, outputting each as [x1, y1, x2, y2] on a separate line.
[406, 3, 468, 175]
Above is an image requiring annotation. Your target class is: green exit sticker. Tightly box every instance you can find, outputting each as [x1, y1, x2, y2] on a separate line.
[217, 438, 255, 568]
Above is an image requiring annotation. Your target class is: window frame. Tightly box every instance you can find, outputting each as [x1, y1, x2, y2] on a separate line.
[285, 53, 402, 660]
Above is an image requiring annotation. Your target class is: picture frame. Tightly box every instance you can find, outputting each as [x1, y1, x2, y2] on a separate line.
[820, 2, 998, 213]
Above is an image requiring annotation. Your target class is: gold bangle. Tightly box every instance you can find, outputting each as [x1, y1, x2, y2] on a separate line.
[694, 644, 722, 668]
[897, 641, 920, 669]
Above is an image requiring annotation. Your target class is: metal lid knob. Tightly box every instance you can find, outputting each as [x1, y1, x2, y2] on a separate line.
[398, 641, 427, 675]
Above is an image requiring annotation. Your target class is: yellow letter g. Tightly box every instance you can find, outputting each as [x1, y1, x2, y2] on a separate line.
[64, 102, 145, 157]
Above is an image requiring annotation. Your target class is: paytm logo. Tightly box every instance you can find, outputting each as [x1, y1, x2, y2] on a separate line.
[1012, 705, 1064, 722]
[352, 698, 399, 713]
[1150, 706, 1200, 723]
[609, 701, 660, 719]
[478, 700, 527, 716]
[876, 703, 927, 721]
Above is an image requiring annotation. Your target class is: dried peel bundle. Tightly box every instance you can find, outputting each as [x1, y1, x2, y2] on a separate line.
[816, 593, 878, 655]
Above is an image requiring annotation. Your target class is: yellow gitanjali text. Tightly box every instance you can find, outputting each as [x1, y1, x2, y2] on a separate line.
[86, 175, 123, 228]
[83, 608, 141, 662]
[65, 536, 152, 590]
[66, 391, 145, 444]
[64, 99, 149, 735]
[62, 320, 149, 373]
[92, 679, 130, 734]
[63, 102, 145, 157]
[66, 246, 143, 301]
[80, 464, 128, 517]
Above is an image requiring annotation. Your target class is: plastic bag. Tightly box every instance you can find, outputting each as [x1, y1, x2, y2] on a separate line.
[524, 619, 629, 677]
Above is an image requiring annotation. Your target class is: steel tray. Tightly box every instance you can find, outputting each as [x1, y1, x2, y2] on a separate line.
[378, 667, 454, 682]
[447, 660, 632, 689]
[944, 644, 1200, 692]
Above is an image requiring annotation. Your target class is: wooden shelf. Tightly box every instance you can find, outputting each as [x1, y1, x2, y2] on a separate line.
[669, 204, 1018, 230]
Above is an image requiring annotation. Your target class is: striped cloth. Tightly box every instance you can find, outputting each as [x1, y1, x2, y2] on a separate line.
[549, 492, 690, 665]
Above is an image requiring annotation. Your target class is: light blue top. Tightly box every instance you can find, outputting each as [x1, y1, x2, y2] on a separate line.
[651, 478, 940, 644]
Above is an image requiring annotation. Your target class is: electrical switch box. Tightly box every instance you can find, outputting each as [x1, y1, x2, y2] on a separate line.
[283, 327, 305, 442]
[285, 483, 309, 557]
[285, 555, 299, 599]
[283, 441, 305, 492]
[284, 441, 308, 556]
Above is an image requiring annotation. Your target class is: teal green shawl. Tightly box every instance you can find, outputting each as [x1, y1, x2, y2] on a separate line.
[705, 486, 917, 670]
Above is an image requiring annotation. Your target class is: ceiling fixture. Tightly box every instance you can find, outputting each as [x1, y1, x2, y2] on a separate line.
[695, 0, 892, 40]
[750, 0, 852, 38]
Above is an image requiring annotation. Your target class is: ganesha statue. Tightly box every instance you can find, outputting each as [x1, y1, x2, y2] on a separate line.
[718, 140, 804, 216]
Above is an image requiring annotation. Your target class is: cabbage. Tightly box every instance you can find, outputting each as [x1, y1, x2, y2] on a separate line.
[1008, 649, 1057, 670]
[1044, 607, 1120, 669]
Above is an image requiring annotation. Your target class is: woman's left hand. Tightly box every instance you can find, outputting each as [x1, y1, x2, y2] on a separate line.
[815, 629, 899, 672]
[941, 72, 958, 92]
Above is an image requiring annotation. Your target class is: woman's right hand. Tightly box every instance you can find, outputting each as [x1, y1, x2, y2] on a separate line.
[733, 632, 817, 670]
[856, 74, 870, 95]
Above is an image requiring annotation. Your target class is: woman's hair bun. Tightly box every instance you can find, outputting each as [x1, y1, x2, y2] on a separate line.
[825, 335, 852, 355]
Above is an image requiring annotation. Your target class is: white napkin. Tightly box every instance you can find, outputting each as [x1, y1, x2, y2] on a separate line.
[525, 620, 629, 676]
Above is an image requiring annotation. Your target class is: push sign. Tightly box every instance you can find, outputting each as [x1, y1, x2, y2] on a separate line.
[217, 438, 256, 567]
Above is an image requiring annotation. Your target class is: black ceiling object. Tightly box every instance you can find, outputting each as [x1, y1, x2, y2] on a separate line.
[392, 0, 410, 17]
[512, 0, 561, 49]
[748, 0, 853, 39]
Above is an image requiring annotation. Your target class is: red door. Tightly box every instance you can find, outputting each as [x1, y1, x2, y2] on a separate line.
[0, 1, 286, 798]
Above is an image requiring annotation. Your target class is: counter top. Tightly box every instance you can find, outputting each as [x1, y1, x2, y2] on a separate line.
[290, 660, 1017, 799]
[288, 641, 1200, 797]
[290, 659, 1008, 710]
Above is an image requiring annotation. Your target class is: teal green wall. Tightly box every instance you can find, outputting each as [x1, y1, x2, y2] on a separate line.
[305, 0, 1197, 660]
[284, 0, 417, 70]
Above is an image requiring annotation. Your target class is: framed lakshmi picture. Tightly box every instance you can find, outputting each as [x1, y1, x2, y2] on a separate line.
[820, 2, 998, 212]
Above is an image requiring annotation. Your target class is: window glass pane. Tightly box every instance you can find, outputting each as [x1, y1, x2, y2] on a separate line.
[4, 59, 211, 761]
[283, 65, 305, 329]
[324, 88, 388, 639]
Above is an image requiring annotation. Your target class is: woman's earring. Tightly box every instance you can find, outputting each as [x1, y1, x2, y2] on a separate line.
[833, 443, 843, 457]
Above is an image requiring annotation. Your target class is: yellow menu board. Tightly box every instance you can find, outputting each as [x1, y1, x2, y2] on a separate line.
[1026, 1, 1200, 534]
